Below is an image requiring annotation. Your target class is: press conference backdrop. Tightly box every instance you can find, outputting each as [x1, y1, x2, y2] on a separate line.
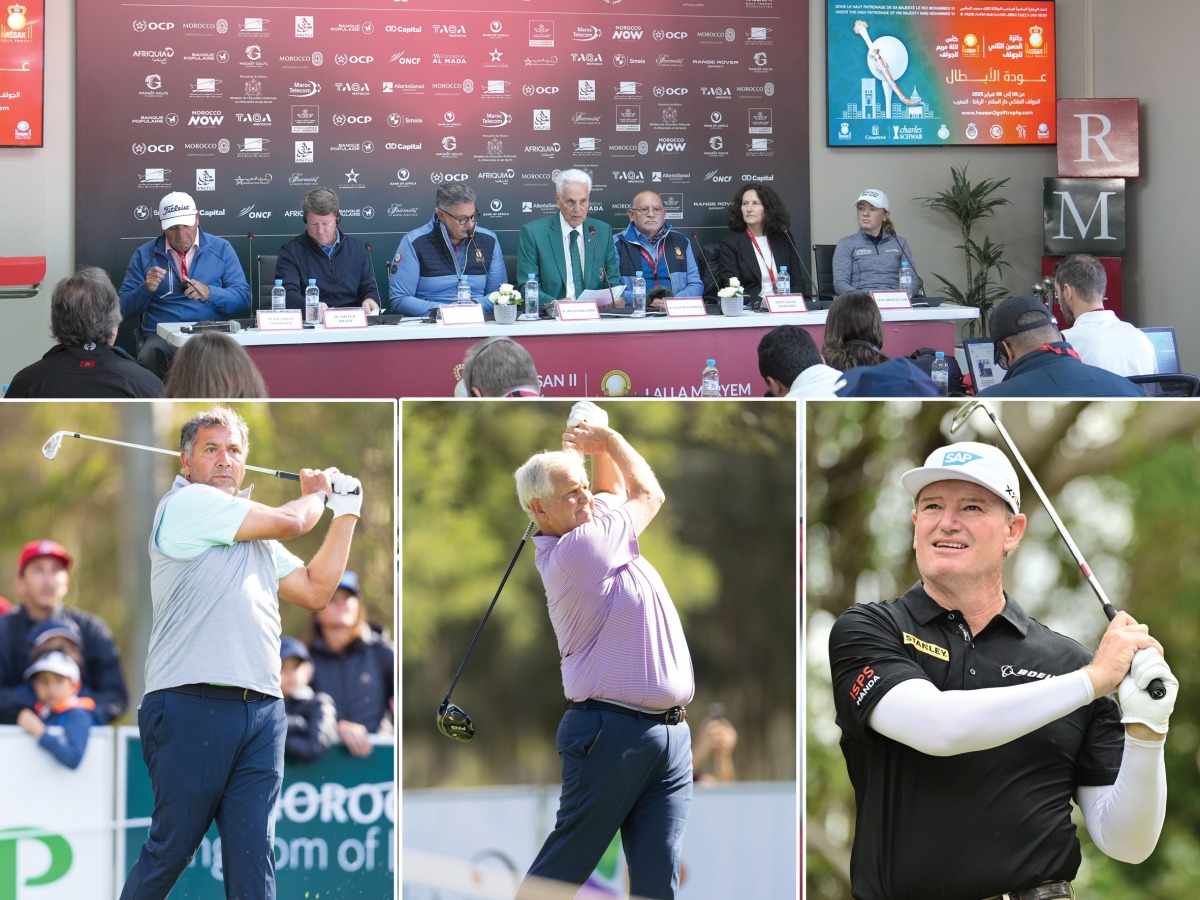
[76, 0, 810, 296]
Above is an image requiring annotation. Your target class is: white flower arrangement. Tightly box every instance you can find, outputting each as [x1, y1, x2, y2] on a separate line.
[488, 283, 521, 305]
[717, 277, 744, 300]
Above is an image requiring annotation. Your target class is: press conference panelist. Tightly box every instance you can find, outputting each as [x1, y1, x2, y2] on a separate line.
[712, 183, 805, 306]
[387, 183, 508, 316]
[832, 188, 922, 295]
[516, 168, 623, 310]
[614, 190, 704, 305]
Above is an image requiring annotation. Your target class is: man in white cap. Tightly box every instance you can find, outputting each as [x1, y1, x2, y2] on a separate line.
[828, 441, 1177, 900]
[832, 187, 920, 295]
[119, 191, 251, 378]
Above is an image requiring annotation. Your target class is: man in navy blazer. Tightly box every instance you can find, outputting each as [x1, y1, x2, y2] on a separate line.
[517, 169, 622, 310]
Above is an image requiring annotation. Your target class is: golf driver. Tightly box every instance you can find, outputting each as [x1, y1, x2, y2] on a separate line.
[43, 431, 301, 482]
[438, 520, 536, 742]
[951, 400, 1167, 699]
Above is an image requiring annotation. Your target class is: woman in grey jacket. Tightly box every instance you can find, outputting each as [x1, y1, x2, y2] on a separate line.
[832, 188, 920, 295]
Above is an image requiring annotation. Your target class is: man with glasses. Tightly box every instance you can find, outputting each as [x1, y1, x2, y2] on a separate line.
[517, 169, 622, 310]
[276, 186, 382, 315]
[387, 183, 508, 315]
[614, 190, 704, 305]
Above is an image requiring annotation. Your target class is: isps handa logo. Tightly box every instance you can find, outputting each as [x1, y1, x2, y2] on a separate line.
[0, 826, 73, 893]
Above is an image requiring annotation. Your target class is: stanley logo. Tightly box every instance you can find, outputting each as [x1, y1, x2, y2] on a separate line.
[903, 632, 949, 661]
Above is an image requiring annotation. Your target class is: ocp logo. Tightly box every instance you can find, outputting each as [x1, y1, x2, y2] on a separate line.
[942, 451, 982, 466]
[0, 827, 73, 896]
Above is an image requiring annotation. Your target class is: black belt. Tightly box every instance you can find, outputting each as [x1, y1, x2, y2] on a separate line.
[567, 699, 687, 725]
[169, 683, 273, 702]
[984, 881, 1073, 900]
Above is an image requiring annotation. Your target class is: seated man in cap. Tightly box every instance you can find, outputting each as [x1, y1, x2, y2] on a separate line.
[119, 191, 251, 378]
[979, 295, 1144, 397]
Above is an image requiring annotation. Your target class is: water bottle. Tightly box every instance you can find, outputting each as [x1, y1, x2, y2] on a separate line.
[899, 261, 914, 300]
[632, 274, 647, 317]
[701, 359, 721, 398]
[931, 350, 949, 396]
[457, 275, 472, 305]
[524, 272, 539, 318]
[270, 278, 285, 312]
[776, 266, 790, 296]
[304, 278, 320, 324]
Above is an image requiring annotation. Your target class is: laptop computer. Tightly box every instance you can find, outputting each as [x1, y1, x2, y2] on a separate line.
[1140, 327, 1181, 375]
[961, 337, 1004, 393]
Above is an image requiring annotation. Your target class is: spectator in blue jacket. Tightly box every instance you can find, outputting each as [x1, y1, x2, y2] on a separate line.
[281, 636, 338, 763]
[119, 191, 251, 378]
[17, 651, 97, 770]
[614, 190, 703, 305]
[388, 183, 508, 315]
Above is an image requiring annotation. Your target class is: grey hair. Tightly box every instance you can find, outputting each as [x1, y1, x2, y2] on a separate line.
[554, 168, 592, 197]
[302, 186, 340, 220]
[50, 267, 122, 346]
[463, 337, 540, 397]
[436, 182, 476, 211]
[179, 406, 250, 456]
[514, 450, 585, 520]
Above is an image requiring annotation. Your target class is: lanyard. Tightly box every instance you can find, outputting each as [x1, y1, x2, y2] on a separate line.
[636, 240, 666, 287]
[746, 229, 777, 289]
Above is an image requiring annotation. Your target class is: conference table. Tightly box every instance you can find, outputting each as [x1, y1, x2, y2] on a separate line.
[159, 305, 978, 398]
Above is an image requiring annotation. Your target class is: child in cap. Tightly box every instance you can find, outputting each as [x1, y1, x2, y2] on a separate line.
[17, 650, 97, 769]
[281, 636, 338, 762]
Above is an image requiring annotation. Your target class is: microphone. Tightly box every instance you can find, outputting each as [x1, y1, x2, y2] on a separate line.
[587, 225, 617, 307]
[691, 233, 720, 300]
[181, 320, 242, 334]
[782, 229, 817, 300]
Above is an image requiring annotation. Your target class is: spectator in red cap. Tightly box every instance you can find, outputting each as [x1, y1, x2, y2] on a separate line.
[0, 540, 129, 725]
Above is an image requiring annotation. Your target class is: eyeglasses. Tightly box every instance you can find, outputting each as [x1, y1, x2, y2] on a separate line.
[441, 211, 481, 226]
[631, 206, 665, 215]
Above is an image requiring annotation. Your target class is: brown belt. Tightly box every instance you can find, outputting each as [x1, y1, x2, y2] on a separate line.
[984, 881, 1073, 900]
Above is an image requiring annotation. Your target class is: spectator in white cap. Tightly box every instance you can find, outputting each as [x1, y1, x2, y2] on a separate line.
[832, 187, 921, 296]
[17, 650, 97, 770]
[118, 190, 251, 378]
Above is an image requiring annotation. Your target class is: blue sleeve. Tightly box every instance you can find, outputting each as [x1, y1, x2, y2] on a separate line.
[37, 710, 93, 770]
[207, 241, 251, 317]
[285, 694, 339, 762]
[832, 236, 854, 294]
[119, 243, 158, 319]
[386, 234, 427, 314]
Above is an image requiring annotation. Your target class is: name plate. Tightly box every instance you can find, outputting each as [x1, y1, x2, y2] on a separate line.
[323, 308, 368, 329]
[665, 297, 707, 317]
[256, 309, 304, 331]
[558, 301, 600, 321]
[762, 294, 807, 313]
[871, 290, 913, 310]
[438, 304, 486, 326]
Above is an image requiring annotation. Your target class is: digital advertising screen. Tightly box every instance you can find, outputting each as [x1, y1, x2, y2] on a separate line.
[826, 0, 1056, 147]
[0, 0, 44, 148]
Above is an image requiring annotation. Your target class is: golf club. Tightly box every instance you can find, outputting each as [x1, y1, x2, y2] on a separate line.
[951, 400, 1166, 699]
[438, 520, 536, 742]
[43, 431, 301, 481]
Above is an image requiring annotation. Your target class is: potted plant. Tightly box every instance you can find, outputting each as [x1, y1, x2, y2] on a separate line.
[918, 165, 1012, 336]
[489, 283, 521, 324]
[717, 277, 745, 317]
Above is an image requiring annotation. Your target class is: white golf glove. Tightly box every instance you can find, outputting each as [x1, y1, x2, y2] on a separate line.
[566, 400, 609, 430]
[328, 472, 363, 519]
[1117, 648, 1178, 735]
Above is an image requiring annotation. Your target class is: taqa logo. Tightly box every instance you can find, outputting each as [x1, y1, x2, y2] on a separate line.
[612, 26, 642, 40]
[238, 205, 273, 219]
[433, 24, 467, 35]
[523, 85, 558, 95]
[655, 139, 686, 152]
[612, 171, 645, 181]
[430, 172, 469, 183]
[701, 87, 732, 98]
[942, 451, 983, 466]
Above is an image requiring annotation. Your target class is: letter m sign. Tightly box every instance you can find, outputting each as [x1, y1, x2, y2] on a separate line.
[1043, 178, 1126, 255]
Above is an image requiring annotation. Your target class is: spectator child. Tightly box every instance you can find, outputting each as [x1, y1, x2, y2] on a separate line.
[281, 636, 338, 763]
[17, 651, 97, 769]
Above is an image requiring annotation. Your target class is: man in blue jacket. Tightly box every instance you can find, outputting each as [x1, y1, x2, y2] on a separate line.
[387, 183, 508, 315]
[119, 191, 251, 378]
[614, 190, 703, 306]
[979, 295, 1144, 397]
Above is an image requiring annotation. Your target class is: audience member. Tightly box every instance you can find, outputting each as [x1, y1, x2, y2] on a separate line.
[978, 295, 1145, 397]
[281, 636, 339, 763]
[16, 651, 97, 770]
[388, 183, 508, 315]
[277, 187, 381, 315]
[119, 191, 251, 378]
[0, 540, 128, 725]
[307, 571, 395, 758]
[161, 331, 268, 398]
[823, 290, 888, 372]
[7, 617, 89, 713]
[614, 190, 703, 305]
[835, 357, 939, 397]
[756, 325, 842, 398]
[713, 182, 804, 305]
[6, 267, 163, 398]
[1056, 254, 1157, 376]
[459, 337, 542, 397]
[517, 168, 622, 309]
[832, 188, 921, 295]
[692, 706, 739, 783]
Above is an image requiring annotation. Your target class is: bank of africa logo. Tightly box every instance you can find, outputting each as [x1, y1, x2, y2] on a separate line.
[491, 199, 503, 212]
[444, 112, 456, 123]
[491, 20, 502, 33]
[0, 827, 73, 893]
[397, 168, 410, 180]
[601, 370, 632, 397]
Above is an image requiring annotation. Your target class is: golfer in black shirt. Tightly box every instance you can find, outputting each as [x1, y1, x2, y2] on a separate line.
[829, 441, 1178, 900]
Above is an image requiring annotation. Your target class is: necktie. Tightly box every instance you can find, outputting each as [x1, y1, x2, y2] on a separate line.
[569, 229, 584, 298]
[179, 253, 188, 278]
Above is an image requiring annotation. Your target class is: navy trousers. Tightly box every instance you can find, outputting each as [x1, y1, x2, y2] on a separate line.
[520, 707, 693, 900]
[120, 689, 286, 900]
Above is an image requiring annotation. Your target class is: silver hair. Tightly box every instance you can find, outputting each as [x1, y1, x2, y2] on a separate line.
[554, 168, 592, 197]
[179, 406, 250, 456]
[50, 267, 122, 346]
[514, 450, 586, 521]
[436, 182, 477, 211]
[463, 337, 540, 397]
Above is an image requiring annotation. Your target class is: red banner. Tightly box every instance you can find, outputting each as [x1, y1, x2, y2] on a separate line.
[0, 0, 43, 147]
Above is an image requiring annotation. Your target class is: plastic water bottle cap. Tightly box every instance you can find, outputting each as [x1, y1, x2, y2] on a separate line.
[308, 279, 316, 285]
[528, 273, 536, 279]
[706, 359, 716, 367]
[274, 279, 283, 285]
[935, 351, 944, 358]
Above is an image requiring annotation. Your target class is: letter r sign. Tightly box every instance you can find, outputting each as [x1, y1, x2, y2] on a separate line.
[1056, 98, 1140, 177]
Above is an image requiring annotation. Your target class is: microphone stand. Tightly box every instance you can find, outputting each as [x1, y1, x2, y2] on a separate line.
[782, 229, 817, 301]
[691, 233, 720, 301]
[587, 225, 616, 307]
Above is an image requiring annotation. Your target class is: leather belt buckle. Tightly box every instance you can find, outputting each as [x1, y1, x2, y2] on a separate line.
[666, 706, 687, 725]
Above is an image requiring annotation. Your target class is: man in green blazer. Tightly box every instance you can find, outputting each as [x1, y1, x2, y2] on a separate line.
[517, 169, 623, 310]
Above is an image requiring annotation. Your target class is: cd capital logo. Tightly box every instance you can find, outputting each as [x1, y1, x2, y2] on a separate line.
[0, 828, 74, 894]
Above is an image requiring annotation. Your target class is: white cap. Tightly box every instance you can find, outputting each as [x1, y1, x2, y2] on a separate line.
[25, 650, 81, 682]
[855, 188, 890, 211]
[159, 192, 199, 230]
[901, 442, 1020, 514]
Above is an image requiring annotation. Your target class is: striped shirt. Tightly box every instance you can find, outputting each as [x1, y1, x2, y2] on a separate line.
[533, 495, 694, 709]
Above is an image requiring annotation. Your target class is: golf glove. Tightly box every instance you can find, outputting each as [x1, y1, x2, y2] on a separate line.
[1117, 648, 1178, 735]
[567, 400, 608, 430]
[328, 472, 363, 518]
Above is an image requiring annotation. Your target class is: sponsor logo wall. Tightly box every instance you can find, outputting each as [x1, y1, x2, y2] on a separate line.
[76, 1, 808, 293]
